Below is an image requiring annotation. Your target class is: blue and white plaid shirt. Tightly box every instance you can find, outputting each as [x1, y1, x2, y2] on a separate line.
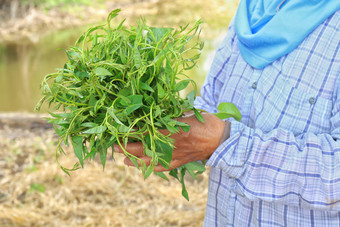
[195, 10, 340, 226]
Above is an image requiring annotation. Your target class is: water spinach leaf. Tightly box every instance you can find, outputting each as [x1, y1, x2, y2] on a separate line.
[35, 9, 240, 200]
[214, 102, 242, 121]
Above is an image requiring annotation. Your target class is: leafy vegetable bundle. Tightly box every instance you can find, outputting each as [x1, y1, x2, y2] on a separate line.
[35, 9, 241, 200]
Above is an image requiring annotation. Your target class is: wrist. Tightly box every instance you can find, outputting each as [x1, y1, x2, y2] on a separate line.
[219, 120, 231, 145]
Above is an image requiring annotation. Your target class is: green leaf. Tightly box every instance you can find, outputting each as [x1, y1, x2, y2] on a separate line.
[186, 90, 196, 106]
[55, 112, 75, 119]
[180, 125, 190, 132]
[107, 9, 121, 27]
[49, 119, 69, 126]
[126, 105, 142, 115]
[153, 106, 162, 117]
[193, 108, 204, 123]
[87, 137, 97, 159]
[155, 139, 173, 169]
[154, 172, 169, 181]
[181, 182, 189, 201]
[144, 165, 154, 179]
[75, 71, 88, 80]
[166, 124, 179, 134]
[145, 134, 173, 169]
[52, 124, 63, 136]
[108, 108, 125, 126]
[56, 71, 64, 83]
[66, 50, 81, 63]
[81, 122, 98, 128]
[118, 125, 130, 133]
[169, 168, 179, 181]
[175, 80, 190, 92]
[165, 58, 172, 76]
[184, 161, 206, 173]
[117, 88, 131, 97]
[125, 95, 143, 115]
[180, 168, 189, 201]
[83, 125, 107, 134]
[94, 67, 112, 76]
[128, 156, 140, 170]
[88, 95, 97, 107]
[176, 121, 191, 132]
[118, 96, 131, 106]
[98, 144, 107, 169]
[119, 48, 127, 64]
[144, 148, 153, 157]
[157, 83, 166, 99]
[68, 89, 83, 98]
[107, 124, 117, 134]
[149, 27, 174, 42]
[47, 118, 66, 125]
[160, 117, 179, 133]
[71, 136, 84, 167]
[184, 161, 206, 179]
[215, 102, 242, 121]
[75, 33, 85, 45]
[133, 45, 142, 69]
[140, 82, 155, 92]
[117, 18, 126, 30]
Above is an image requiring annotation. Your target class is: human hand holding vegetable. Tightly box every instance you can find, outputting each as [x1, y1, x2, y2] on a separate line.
[35, 9, 241, 200]
[115, 112, 230, 172]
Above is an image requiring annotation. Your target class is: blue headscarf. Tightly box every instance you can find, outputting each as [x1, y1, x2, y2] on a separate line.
[235, 0, 340, 69]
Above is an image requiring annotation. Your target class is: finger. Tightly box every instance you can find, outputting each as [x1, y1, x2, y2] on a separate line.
[124, 157, 184, 173]
[153, 165, 170, 172]
[124, 156, 152, 167]
[114, 142, 144, 156]
[153, 160, 181, 172]
[124, 156, 175, 170]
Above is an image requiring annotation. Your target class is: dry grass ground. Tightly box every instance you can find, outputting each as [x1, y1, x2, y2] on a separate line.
[0, 114, 210, 226]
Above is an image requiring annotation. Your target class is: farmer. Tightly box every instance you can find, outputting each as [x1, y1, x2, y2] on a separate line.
[116, 0, 340, 225]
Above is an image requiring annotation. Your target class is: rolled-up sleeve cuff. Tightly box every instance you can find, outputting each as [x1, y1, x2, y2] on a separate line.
[206, 121, 253, 179]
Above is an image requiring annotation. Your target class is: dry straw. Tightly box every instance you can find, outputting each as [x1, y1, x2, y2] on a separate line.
[0, 123, 208, 226]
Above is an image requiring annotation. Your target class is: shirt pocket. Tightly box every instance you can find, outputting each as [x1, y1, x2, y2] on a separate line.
[254, 78, 333, 136]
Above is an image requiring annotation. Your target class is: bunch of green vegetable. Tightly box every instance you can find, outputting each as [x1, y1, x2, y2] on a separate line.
[35, 9, 241, 200]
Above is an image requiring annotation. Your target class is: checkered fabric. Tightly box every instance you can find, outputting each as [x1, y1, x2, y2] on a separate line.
[195, 10, 340, 226]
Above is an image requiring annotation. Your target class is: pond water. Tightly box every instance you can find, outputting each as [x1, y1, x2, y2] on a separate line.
[0, 1, 237, 112]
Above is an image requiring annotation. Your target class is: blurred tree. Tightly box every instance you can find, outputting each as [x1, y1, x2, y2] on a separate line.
[0, 0, 105, 26]
[0, 0, 27, 24]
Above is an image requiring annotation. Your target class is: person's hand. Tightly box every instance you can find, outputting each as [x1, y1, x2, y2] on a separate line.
[114, 112, 230, 172]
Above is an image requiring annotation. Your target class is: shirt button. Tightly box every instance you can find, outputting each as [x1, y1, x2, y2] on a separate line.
[251, 82, 257, 89]
[309, 97, 316, 104]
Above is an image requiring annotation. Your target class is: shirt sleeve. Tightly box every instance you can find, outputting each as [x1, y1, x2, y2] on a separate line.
[206, 78, 340, 210]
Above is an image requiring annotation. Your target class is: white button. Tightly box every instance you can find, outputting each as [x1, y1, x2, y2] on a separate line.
[309, 97, 316, 104]
[252, 82, 257, 89]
